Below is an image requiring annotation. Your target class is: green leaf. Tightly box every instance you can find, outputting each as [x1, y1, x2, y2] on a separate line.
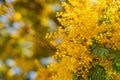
[88, 65, 107, 80]
[113, 63, 120, 76]
[91, 43, 109, 57]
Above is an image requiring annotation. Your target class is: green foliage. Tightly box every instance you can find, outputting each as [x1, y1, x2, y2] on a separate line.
[88, 65, 107, 80]
[113, 63, 120, 76]
[112, 50, 120, 63]
[113, 50, 120, 76]
[91, 43, 109, 57]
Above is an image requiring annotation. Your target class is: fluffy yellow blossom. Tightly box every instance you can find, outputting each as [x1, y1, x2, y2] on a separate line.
[45, 0, 120, 80]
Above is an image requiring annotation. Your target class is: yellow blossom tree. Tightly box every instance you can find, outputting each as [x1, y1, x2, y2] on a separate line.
[1, 0, 120, 80]
[36, 0, 120, 80]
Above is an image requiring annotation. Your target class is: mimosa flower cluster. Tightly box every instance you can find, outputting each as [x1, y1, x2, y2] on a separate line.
[39, 0, 120, 80]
